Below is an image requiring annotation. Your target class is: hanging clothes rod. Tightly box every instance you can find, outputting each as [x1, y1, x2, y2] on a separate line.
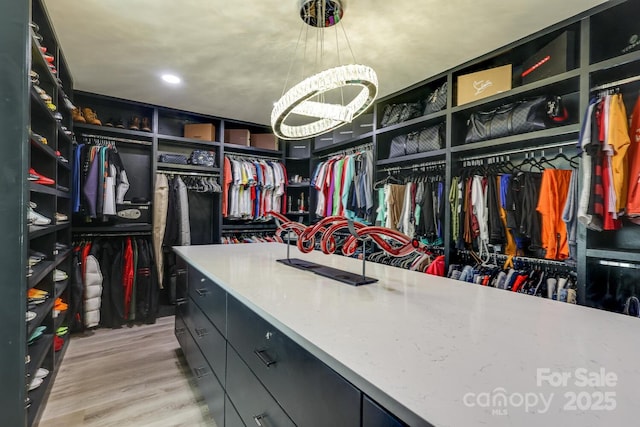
[378, 159, 446, 173]
[72, 231, 152, 237]
[225, 152, 282, 160]
[222, 229, 277, 235]
[80, 133, 152, 146]
[156, 170, 219, 178]
[458, 141, 577, 162]
[598, 259, 640, 270]
[318, 142, 373, 159]
[590, 74, 640, 92]
[457, 249, 574, 267]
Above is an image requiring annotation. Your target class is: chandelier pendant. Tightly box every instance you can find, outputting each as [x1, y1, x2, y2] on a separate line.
[271, 0, 379, 141]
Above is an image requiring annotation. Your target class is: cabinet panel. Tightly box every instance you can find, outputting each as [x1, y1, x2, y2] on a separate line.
[226, 344, 295, 427]
[188, 266, 226, 336]
[225, 394, 246, 427]
[182, 330, 225, 427]
[174, 311, 188, 351]
[227, 296, 361, 427]
[363, 396, 407, 427]
[189, 299, 226, 386]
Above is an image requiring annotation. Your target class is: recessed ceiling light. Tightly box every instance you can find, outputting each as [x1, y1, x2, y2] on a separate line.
[161, 74, 181, 84]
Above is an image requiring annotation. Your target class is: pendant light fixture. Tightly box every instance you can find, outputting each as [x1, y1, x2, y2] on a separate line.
[271, 0, 378, 140]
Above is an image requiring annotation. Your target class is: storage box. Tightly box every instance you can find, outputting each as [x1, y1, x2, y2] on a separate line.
[287, 140, 311, 158]
[352, 113, 374, 137]
[224, 129, 250, 146]
[251, 133, 279, 150]
[521, 31, 575, 84]
[115, 203, 151, 224]
[333, 127, 355, 143]
[314, 133, 335, 151]
[184, 123, 215, 141]
[456, 64, 512, 105]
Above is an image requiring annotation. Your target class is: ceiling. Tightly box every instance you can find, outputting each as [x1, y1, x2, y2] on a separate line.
[44, 0, 608, 126]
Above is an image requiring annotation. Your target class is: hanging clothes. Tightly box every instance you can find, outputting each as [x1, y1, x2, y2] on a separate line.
[312, 150, 374, 223]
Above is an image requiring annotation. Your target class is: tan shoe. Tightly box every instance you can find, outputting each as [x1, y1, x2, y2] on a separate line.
[141, 117, 151, 132]
[71, 108, 86, 123]
[129, 116, 140, 131]
[82, 108, 102, 126]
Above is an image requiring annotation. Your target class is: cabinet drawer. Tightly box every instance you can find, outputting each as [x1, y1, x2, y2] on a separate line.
[189, 298, 226, 386]
[227, 296, 361, 427]
[363, 396, 407, 427]
[225, 394, 246, 427]
[226, 344, 295, 427]
[188, 266, 226, 336]
[182, 330, 225, 427]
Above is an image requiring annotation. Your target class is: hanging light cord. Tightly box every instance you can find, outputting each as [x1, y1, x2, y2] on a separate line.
[281, 21, 306, 98]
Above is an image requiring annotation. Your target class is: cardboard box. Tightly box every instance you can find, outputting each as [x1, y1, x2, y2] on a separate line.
[251, 133, 279, 150]
[184, 123, 215, 141]
[456, 64, 512, 105]
[224, 129, 250, 146]
[521, 31, 575, 85]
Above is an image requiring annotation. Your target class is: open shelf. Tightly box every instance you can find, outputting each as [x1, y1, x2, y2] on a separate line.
[224, 143, 282, 157]
[30, 31, 61, 92]
[29, 182, 58, 196]
[28, 261, 54, 289]
[53, 310, 68, 332]
[157, 163, 221, 174]
[312, 132, 374, 155]
[30, 87, 57, 122]
[377, 149, 447, 166]
[586, 249, 640, 263]
[72, 223, 153, 234]
[54, 280, 68, 299]
[27, 334, 53, 380]
[27, 298, 54, 337]
[450, 124, 581, 154]
[29, 135, 57, 160]
[158, 134, 221, 148]
[376, 110, 447, 136]
[54, 249, 72, 266]
[74, 123, 154, 141]
[29, 224, 65, 240]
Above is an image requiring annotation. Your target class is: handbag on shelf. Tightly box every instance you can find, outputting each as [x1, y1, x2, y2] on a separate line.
[464, 96, 564, 144]
[189, 150, 216, 167]
[416, 123, 445, 152]
[380, 102, 424, 128]
[158, 153, 188, 164]
[423, 81, 448, 115]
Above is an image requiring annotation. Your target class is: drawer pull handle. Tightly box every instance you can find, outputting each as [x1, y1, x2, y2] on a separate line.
[177, 269, 187, 276]
[175, 327, 185, 334]
[253, 414, 267, 426]
[254, 349, 276, 368]
[195, 327, 208, 338]
[176, 298, 187, 306]
[195, 288, 209, 297]
[200, 277, 206, 283]
[194, 366, 211, 379]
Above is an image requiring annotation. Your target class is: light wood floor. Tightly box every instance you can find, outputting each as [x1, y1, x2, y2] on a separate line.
[39, 316, 216, 427]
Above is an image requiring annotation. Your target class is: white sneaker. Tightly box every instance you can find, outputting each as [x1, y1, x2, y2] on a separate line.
[28, 206, 51, 226]
[55, 212, 68, 222]
[28, 377, 43, 391]
[26, 311, 36, 322]
[54, 269, 68, 282]
[35, 368, 49, 380]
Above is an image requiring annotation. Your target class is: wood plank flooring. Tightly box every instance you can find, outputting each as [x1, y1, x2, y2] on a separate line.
[38, 316, 216, 427]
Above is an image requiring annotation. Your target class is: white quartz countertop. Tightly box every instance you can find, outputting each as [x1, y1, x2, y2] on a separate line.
[174, 243, 640, 427]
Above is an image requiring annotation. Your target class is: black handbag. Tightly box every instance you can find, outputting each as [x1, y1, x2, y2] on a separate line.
[416, 123, 445, 152]
[423, 81, 448, 115]
[158, 153, 188, 164]
[381, 102, 423, 128]
[464, 96, 554, 144]
[189, 150, 216, 167]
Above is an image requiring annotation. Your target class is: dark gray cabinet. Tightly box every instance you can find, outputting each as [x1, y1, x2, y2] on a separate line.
[363, 396, 407, 427]
[175, 262, 402, 427]
[226, 345, 296, 427]
[227, 295, 361, 427]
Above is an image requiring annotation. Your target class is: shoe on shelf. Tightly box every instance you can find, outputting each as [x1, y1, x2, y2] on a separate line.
[28, 288, 49, 299]
[129, 116, 140, 130]
[104, 118, 115, 127]
[26, 311, 36, 322]
[623, 296, 640, 317]
[63, 96, 76, 111]
[141, 117, 152, 132]
[54, 269, 68, 282]
[28, 205, 52, 226]
[29, 70, 39, 85]
[54, 335, 64, 352]
[46, 101, 57, 112]
[33, 85, 52, 103]
[43, 53, 54, 63]
[55, 242, 69, 251]
[54, 298, 68, 312]
[114, 118, 125, 128]
[30, 131, 48, 145]
[56, 326, 69, 336]
[71, 107, 86, 123]
[28, 326, 46, 346]
[28, 377, 43, 392]
[53, 112, 63, 121]
[35, 368, 49, 380]
[55, 212, 68, 223]
[29, 168, 55, 185]
[82, 108, 102, 126]
[56, 151, 69, 163]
